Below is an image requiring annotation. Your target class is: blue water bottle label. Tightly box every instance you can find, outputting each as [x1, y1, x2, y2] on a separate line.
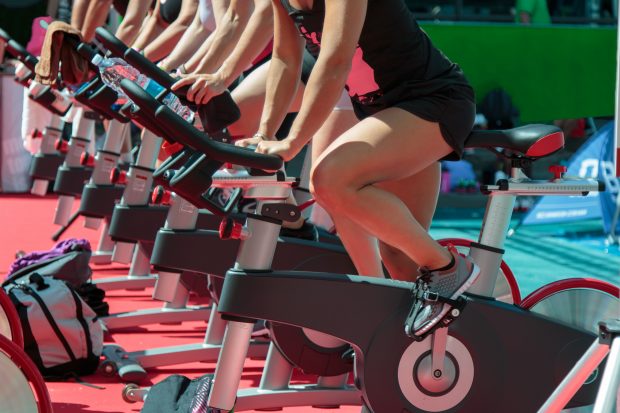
[144, 79, 165, 98]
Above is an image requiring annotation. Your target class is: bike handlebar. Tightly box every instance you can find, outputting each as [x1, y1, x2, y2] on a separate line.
[121, 78, 283, 171]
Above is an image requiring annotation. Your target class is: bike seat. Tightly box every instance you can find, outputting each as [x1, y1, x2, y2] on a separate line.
[464, 124, 564, 159]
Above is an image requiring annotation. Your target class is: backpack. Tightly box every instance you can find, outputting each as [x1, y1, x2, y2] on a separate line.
[8, 239, 92, 288]
[479, 88, 520, 130]
[7, 250, 92, 289]
[6, 241, 110, 317]
[2, 273, 103, 379]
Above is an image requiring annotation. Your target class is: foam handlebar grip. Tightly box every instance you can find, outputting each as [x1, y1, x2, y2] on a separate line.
[6, 39, 38, 71]
[121, 79, 282, 171]
[94, 27, 128, 58]
[123, 48, 174, 89]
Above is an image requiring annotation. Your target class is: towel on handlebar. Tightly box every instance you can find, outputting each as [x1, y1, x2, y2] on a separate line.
[34, 21, 89, 86]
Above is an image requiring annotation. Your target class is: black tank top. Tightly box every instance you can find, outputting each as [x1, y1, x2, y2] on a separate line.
[159, 0, 183, 24]
[279, 0, 473, 107]
[112, 0, 156, 17]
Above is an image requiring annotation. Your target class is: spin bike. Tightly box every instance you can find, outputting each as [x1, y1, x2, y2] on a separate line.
[125, 81, 619, 413]
[0, 288, 52, 413]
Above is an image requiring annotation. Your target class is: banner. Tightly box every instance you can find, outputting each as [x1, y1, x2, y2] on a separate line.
[521, 123, 614, 226]
[599, 122, 620, 234]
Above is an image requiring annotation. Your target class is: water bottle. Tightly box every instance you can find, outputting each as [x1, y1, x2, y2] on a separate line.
[91, 55, 193, 123]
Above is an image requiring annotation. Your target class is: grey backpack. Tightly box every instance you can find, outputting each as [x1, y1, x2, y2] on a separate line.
[2, 273, 103, 378]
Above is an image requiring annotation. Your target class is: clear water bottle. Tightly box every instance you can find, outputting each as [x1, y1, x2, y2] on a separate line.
[91, 55, 193, 123]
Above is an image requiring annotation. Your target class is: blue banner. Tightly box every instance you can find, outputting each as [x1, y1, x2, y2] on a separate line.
[521, 124, 612, 226]
[599, 122, 620, 234]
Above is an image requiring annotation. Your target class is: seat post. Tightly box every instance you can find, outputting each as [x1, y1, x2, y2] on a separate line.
[467, 167, 520, 297]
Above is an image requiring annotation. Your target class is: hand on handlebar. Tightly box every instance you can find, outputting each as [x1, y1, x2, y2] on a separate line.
[171, 73, 227, 105]
[236, 137, 299, 162]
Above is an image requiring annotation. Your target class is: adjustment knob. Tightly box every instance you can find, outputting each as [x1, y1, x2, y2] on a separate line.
[151, 186, 171, 205]
[28, 129, 42, 140]
[549, 165, 567, 180]
[80, 152, 95, 167]
[55, 138, 68, 153]
[110, 167, 127, 184]
[161, 141, 184, 157]
[219, 217, 244, 240]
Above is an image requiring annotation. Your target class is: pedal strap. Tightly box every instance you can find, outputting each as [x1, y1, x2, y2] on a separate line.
[420, 291, 464, 308]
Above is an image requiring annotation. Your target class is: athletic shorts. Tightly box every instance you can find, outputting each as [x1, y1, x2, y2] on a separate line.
[351, 85, 476, 160]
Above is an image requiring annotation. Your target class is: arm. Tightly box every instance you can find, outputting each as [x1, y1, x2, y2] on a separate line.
[171, 0, 272, 103]
[81, 0, 113, 42]
[131, 0, 166, 51]
[71, 0, 91, 32]
[256, 0, 305, 139]
[192, 0, 254, 74]
[115, 0, 153, 44]
[142, 0, 199, 62]
[257, 0, 366, 159]
[182, 0, 230, 72]
[159, 12, 212, 71]
[215, 0, 272, 86]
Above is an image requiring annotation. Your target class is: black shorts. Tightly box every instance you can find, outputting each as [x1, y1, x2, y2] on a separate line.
[351, 85, 476, 161]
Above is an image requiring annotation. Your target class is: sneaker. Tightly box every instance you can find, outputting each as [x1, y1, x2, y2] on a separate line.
[405, 245, 480, 340]
[279, 220, 319, 242]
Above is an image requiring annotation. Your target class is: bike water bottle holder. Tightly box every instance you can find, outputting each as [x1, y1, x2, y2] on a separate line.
[153, 147, 193, 186]
[73, 78, 128, 123]
[29, 86, 71, 117]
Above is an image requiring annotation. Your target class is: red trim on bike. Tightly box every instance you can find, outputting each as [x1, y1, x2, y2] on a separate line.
[521, 278, 619, 309]
[0, 335, 53, 413]
[298, 199, 316, 212]
[437, 238, 521, 304]
[525, 132, 564, 158]
[0, 289, 23, 348]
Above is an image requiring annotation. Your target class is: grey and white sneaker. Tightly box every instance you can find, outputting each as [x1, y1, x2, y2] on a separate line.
[405, 245, 480, 340]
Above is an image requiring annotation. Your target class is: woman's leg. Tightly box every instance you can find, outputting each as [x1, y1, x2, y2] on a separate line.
[310, 108, 385, 277]
[311, 107, 454, 280]
[375, 162, 442, 280]
[227, 62, 304, 138]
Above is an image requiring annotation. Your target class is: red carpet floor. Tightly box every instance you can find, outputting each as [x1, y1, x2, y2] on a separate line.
[0, 194, 360, 413]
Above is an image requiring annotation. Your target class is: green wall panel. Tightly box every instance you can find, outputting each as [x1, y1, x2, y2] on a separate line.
[421, 23, 617, 122]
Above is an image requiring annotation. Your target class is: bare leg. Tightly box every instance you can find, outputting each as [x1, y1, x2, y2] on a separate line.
[311, 107, 453, 280]
[310, 109, 384, 276]
[228, 63, 304, 137]
[376, 162, 442, 280]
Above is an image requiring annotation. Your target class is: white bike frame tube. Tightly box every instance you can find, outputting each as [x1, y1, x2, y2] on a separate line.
[592, 336, 620, 413]
[537, 339, 609, 413]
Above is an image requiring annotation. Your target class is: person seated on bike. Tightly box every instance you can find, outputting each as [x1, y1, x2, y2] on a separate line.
[173, 0, 361, 243]
[79, 0, 155, 43]
[229, 0, 481, 338]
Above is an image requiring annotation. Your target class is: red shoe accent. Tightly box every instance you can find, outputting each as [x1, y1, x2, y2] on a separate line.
[437, 238, 521, 304]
